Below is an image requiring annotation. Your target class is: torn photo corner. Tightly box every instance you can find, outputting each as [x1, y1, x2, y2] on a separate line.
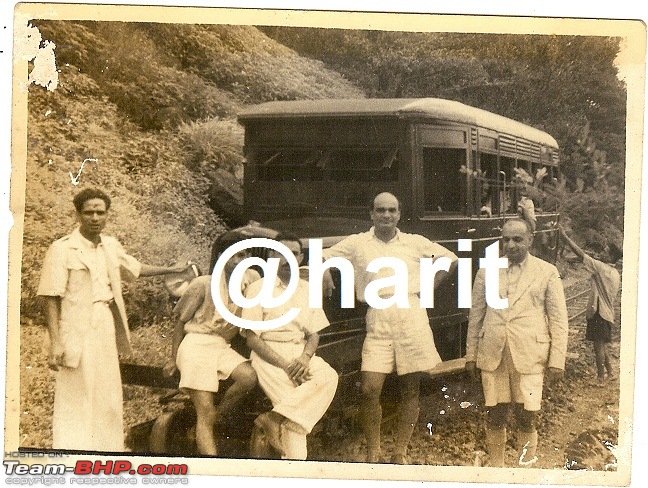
[4, 1, 646, 487]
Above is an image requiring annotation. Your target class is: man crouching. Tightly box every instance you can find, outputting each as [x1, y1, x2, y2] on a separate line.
[242, 233, 339, 460]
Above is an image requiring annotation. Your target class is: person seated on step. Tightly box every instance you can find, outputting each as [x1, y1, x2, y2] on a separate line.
[163, 237, 259, 456]
[242, 233, 338, 460]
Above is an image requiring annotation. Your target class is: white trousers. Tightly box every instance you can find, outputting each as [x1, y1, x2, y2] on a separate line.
[53, 302, 123, 451]
[251, 341, 338, 459]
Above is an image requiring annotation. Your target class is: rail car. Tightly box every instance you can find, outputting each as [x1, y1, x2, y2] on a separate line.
[125, 98, 562, 456]
[235, 97, 561, 374]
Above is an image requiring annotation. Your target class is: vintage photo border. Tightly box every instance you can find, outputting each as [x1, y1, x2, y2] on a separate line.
[4, 1, 647, 486]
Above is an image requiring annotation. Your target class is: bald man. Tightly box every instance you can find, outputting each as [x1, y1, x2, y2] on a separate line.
[322, 192, 457, 464]
[466, 218, 568, 467]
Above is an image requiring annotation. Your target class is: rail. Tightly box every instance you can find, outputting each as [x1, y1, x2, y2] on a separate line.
[566, 287, 591, 322]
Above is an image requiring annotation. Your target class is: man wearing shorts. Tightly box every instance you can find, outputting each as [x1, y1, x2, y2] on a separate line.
[466, 218, 568, 467]
[322, 192, 458, 464]
[242, 234, 338, 460]
[164, 239, 258, 456]
[559, 226, 621, 382]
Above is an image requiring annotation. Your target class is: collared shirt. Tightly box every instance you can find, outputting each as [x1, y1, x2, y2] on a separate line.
[37, 228, 141, 302]
[78, 233, 114, 303]
[242, 276, 330, 343]
[582, 255, 620, 323]
[174, 270, 260, 340]
[321, 227, 458, 302]
[505, 255, 529, 298]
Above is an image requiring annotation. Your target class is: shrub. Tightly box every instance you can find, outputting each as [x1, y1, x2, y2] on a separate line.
[22, 66, 225, 327]
[144, 23, 365, 103]
[178, 117, 244, 173]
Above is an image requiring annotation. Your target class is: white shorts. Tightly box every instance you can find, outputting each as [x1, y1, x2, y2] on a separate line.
[176, 333, 246, 392]
[481, 343, 544, 411]
[362, 300, 441, 375]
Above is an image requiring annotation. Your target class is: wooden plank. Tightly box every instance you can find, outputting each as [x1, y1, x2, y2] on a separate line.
[120, 362, 179, 389]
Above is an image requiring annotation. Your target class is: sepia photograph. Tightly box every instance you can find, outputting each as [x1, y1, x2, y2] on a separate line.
[3, 1, 646, 486]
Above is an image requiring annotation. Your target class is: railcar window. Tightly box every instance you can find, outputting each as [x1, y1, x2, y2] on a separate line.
[328, 148, 399, 182]
[255, 147, 399, 182]
[257, 149, 326, 181]
[422, 148, 465, 212]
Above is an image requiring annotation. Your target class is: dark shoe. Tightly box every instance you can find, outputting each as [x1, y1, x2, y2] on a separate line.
[254, 412, 285, 456]
[391, 453, 409, 465]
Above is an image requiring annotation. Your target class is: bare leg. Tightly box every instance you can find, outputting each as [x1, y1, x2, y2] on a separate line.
[360, 371, 387, 462]
[593, 340, 606, 380]
[215, 362, 257, 419]
[392, 372, 421, 463]
[187, 389, 218, 455]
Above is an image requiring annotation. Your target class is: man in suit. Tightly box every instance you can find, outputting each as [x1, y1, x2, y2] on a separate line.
[38, 188, 189, 451]
[466, 218, 568, 467]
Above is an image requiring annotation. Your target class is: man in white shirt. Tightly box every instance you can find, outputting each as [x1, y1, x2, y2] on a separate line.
[38, 188, 190, 451]
[322, 192, 458, 464]
[242, 234, 338, 460]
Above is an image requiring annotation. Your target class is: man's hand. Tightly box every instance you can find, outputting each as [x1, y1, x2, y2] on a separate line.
[546, 367, 564, 384]
[285, 353, 312, 385]
[163, 359, 178, 378]
[465, 361, 480, 382]
[48, 339, 66, 371]
[322, 269, 335, 299]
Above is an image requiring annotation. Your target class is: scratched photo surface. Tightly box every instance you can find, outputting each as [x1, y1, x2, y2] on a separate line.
[6, 3, 645, 485]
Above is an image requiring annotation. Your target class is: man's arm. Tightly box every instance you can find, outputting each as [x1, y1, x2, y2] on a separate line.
[163, 318, 185, 378]
[423, 239, 458, 289]
[112, 238, 192, 279]
[465, 269, 487, 380]
[285, 332, 319, 383]
[43, 296, 65, 371]
[38, 242, 68, 371]
[320, 235, 359, 298]
[245, 331, 289, 369]
[558, 226, 585, 261]
[435, 259, 458, 290]
[517, 197, 537, 234]
[139, 262, 193, 277]
[545, 267, 569, 380]
[163, 280, 204, 377]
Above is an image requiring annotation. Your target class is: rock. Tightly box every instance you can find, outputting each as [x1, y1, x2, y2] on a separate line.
[564, 429, 617, 471]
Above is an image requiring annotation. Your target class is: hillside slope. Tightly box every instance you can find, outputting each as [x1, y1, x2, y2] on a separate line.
[22, 21, 365, 325]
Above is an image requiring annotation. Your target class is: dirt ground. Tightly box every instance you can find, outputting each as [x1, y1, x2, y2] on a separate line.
[18, 263, 621, 471]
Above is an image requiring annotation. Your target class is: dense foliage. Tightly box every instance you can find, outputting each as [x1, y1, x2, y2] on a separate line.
[22, 21, 363, 324]
[23, 22, 628, 326]
[260, 27, 627, 258]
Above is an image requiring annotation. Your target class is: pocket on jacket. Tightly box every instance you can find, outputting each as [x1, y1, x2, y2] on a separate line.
[66, 255, 88, 294]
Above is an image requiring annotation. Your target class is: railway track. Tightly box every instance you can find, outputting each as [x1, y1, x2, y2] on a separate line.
[566, 285, 591, 322]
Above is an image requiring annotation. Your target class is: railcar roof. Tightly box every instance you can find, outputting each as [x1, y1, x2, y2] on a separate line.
[238, 98, 559, 149]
